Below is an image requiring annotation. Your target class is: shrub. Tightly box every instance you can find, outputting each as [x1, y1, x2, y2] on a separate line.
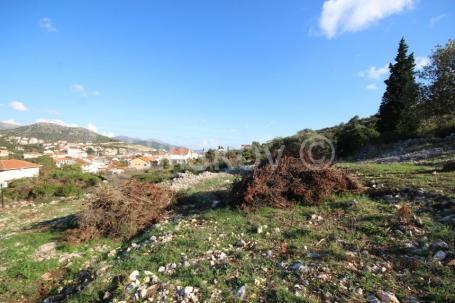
[133, 169, 174, 183]
[232, 156, 362, 209]
[57, 183, 82, 197]
[336, 122, 380, 157]
[397, 203, 413, 225]
[31, 182, 59, 201]
[4, 178, 35, 201]
[75, 182, 175, 240]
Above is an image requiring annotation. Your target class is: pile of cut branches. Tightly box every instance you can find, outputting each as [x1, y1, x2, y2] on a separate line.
[232, 156, 362, 209]
[70, 181, 175, 241]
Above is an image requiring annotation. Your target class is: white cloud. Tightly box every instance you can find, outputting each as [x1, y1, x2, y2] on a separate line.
[429, 14, 448, 27]
[70, 83, 101, 97]
[415, 56, 430, 70]
[358, 64, 389, 80]
[39, 17, 57, 32]
[36, 119, 78, 127]
[319, 0, 414, 38]
[1, 119, 21, 125]
[86, 123, 98, 133]
[9, 100, 28, 111]
[366, 83, 378, 90]
[70, 83, 85, 93]
[86, 123, 114, 137]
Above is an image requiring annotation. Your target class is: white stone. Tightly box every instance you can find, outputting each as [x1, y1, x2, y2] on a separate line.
[129, 270, 140, 281]
[377, 290, 400, 303]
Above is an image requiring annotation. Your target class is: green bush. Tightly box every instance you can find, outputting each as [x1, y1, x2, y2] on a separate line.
[4, 178, 35, 200]
[336, 121, 380, 157]
[133, 169, 174, 184]
[4, 164, 101, 203]
[58, 183, 82, 197]
[31, 182, 59, 201]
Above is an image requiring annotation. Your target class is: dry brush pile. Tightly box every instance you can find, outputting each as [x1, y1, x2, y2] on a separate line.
[69, 181, 175, 241]
[232, 156, 363, 209]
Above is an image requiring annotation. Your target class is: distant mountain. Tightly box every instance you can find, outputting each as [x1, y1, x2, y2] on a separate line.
[0, 123, 114, 143]
[0, 122, 19, 130]
[114, 135, 177, 150]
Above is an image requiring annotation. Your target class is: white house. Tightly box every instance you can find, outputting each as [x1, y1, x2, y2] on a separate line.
[0, 149, 9, 158]
[67, 147, 88, 159]
[0, 159, 41, 184]
[168, 148, 199, 164]
[23, 152, 43, 159]
[81, 160, 107, 173]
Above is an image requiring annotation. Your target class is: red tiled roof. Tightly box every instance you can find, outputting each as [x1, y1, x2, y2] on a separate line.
[0, 159, 41, 171]
[170, 147, 190, 155]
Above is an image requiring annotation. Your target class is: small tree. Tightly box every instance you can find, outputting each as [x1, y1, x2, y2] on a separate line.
[205, 149, 216, 163]
[378, 38, 420, 136]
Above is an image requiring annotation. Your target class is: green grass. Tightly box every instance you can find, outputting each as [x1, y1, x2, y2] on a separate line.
[65, 179, 454, 302]
[339, 160, 455, 197]
[2, 171, 454, 302]
[0, 199, 119, 302]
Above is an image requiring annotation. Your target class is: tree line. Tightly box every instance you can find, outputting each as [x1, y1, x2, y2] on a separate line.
[336, 38, 454, 156]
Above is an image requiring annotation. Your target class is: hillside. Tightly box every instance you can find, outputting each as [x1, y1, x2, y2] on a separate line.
[0, 123, 114, 143]
[1, 159, 454, 302]
[114, 135, 177, 151]
[0, 122, 19, 130]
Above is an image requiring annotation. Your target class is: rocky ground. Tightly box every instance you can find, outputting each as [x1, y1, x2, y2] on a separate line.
[1, 157, 454, 303]
[164, 171, 233, 191]
[354, 134, 455, 163]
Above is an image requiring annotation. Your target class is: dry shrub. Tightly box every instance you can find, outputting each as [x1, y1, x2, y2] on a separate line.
[397, 203, 413, 225]
[74, 181, 175, 240]
[232, 156, 362, 209]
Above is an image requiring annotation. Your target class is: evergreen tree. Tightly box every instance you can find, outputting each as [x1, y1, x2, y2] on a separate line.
[378, 38, 419, 135]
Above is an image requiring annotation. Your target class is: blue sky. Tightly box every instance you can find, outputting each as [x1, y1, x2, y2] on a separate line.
[0, 0, 453, 149]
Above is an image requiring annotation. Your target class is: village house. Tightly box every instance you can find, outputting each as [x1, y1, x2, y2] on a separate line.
[81, 159, 107, 173]
[23, 152, 43, 159]
[67, 147, 88, 159]
[0, 159, 41, 184]
[0, 149, 9, 158]
[54, 156, 76, 168]
[129, 156, 152, 170]
[168, 147, 199, 164]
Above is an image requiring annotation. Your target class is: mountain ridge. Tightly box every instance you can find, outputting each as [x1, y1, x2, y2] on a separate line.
[113, 135, 179, 151]
[0, 123, 114, 143]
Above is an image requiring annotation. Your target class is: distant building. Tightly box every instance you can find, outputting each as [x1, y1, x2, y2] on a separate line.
[67, 147, 87, 159]
[168, 147, 199, 164]
[23, 152, 43, 159]
[240, 144, 252, 150]
[81, 159, 107, 174]
[129, 157, 152, 170]
[0, 149, 9, 158]
[0, 159, 41, 184]
[54, 156, 76, 168]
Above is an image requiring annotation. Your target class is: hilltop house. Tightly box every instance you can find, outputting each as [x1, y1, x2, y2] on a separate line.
[168, 147, 199, 164]
[0, 159, 41, 184]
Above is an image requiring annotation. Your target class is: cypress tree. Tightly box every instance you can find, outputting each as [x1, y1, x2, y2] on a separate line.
[378, 38, 419, 135]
